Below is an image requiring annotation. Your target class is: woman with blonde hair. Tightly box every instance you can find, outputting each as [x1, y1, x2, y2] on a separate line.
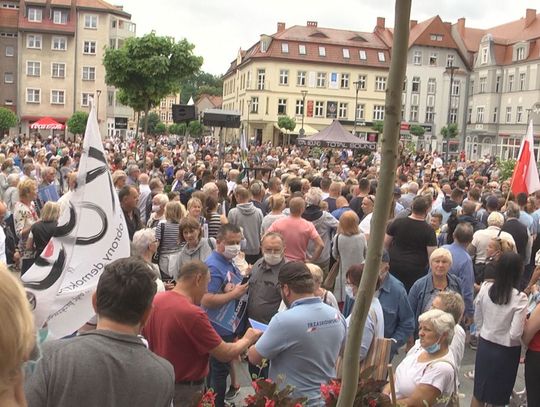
[307, 263, 339, 310]
[0, 264, 35, 406]
[27, 202, 61, 267]
[155, 201, 185, 280]
[261, 194, 286, 235]
[14, 179, 39, 274]
[331, 210, 367, 309]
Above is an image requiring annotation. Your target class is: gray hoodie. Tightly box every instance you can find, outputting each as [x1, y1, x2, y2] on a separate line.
[228, 202, 263, 255]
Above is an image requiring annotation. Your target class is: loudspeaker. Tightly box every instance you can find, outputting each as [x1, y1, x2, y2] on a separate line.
[172, 104, 196, 123]
[202, 109, 241, 128]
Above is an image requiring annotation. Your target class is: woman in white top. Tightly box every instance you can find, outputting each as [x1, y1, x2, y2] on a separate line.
[472, 251, 528, 407]
[260, 194, 286, 236]
[385, 309, 456, 406]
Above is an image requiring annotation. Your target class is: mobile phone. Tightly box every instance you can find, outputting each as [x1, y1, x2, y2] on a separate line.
[241, 275, 251, 285]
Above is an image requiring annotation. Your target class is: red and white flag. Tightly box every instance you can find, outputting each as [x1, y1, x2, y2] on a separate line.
[511, 120, 540, 195]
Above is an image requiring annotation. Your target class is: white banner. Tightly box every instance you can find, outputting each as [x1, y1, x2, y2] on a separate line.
[22, 102, 130, 338]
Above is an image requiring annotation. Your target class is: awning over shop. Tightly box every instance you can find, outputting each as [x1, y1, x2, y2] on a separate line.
[296, 120, 377, 151]
[30, 117, 65, 130]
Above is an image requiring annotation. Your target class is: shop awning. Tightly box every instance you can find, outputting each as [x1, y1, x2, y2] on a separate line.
[29, 117, 65, 130]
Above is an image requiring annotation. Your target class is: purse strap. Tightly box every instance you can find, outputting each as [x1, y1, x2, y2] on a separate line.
[423, 358, 459, 403]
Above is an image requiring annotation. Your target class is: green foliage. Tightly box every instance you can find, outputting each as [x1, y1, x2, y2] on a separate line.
[372, 120, 384, 133]
[169, 123, 186, 135]
[103, 32, 203, 113]
[0, 107, 17, 134]
[440, 123, 458, 139]
[497, 158, 517, 181]
[179, 71, 223, 103]
[139, 112, 160, 134]
[66, 111, 88, 135]
[188, 121, 204, 137]
[409, 124, 425, 138]
[154, 122, 167, 135]
[277, 116, 296, 132]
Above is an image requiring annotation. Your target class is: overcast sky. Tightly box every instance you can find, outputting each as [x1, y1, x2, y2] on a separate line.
[119, 0, 539, 75]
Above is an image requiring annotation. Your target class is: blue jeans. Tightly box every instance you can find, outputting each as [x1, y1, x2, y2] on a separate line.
[208, 334, 234, 407]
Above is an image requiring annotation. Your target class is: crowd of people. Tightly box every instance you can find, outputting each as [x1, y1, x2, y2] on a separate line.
[0, 131, 539, 407]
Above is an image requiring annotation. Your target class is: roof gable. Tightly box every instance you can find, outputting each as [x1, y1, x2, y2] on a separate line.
[410, 16, 460, 50]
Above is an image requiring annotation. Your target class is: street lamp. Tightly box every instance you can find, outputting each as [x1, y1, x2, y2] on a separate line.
[445, 63, 458, 161]
[247, 99, 251, 143]
[95, 89, 102, 122]
[300, 90, 308, 136]
[352, 80, 361, 136]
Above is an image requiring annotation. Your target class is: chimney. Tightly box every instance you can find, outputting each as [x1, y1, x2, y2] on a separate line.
[376, 17, 385, 29]
[410, 20, 417, 29]
[307, 21, 318, 27]
[457, 17, 466, 37]
[526, 8, 536, 28]
[277, 22, 285, 33]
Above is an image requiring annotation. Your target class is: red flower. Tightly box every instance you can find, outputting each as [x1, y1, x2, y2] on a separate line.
[264, 397, 275, 407]
[245, 394, 257, 405]
[368, 399, 377, 407]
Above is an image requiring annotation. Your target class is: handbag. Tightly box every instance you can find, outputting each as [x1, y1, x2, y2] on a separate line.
[323, 234, 340, 290]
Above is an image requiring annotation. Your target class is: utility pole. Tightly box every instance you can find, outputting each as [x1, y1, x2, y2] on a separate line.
[445, 63, 458, 161]
[352, 80, 361, 136]
[300, 90, 308, 137]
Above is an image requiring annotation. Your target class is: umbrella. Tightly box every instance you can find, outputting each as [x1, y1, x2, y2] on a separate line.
[296, 120, 376, 150]
[30, 117, 65, 130]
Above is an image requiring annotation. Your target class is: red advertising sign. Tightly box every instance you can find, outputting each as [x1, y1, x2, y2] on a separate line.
[307, 100, 314, 117]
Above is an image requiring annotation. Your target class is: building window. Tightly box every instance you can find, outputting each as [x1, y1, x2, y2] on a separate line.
[84, 15, 98, 29]
[411, 76, 420, 93]
[476, 107, 485, 123]
[469, 79, 474, 95]
[26, 88, 40, 103]
[427, 78, 436, 94]
[52, 63, 65, 78]
[52, 36, 67, 51]
[426, 94, 435, 107]
[430, 34, 443, 41]
[277, 98, 287, 115]
[429, 52, 438, 66]
[316, 72, 326, 87]
[506, 106, 512, 123]
[246, 71, 251, 88]
[492, 107, 498, 122]
[359, 50, 367, 60]
[4, 72, 13, 83]
[495, 76, 501, 93]
[5, 46, 14, 56]
[319, 46, 326, 57]
[250, 97, 258, 113]
[410, 105, 418, 122]
[479, 77, 487, 93]
[375, 76, 386, 91]
[82, 66, 96, 81]
[507, 74, 514, 92]
[357, 75, 367, 90]
[28, 7, 42, 22]
[373, 105, 385, 121]
[53, 9, 68, 24]
[51, 90, 65, 104]
[413, 50, 421, 65]
[446, 54, 455, 68]
[338, 102, 348, 119]
[517, 106, 523, 122]
[26, 61, 40, 76]
[257, 69, 265, 90]
[314, 101, 324, 117]
[452, 80, 460, 96]
[281, 43, 288, 53]
[481, 48, 488, 64]
[378, 52, 385, 62]
[297, 71, 306, 86]
[356, 104, 365, 120]
[83, 41, 96, 54]
[516, 47, 525, 61]
[449, 108, 458, 124]
[425, 106, 435, 123]
[81, 92, 94, 107]
[279, 69, 288, 85]
[341, 73, 349, 88]
[342, 48, 350, 59]
[160, 112, 166, 121]
[27, 34, 42, 49]
[296, 99, 305, 115]
[467, 108, 472, 123]
[299, 44, 306, 55]
[519, 73, 526, 90]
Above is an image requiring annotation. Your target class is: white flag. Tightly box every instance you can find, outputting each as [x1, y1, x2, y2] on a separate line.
[22, 102, 130, 338]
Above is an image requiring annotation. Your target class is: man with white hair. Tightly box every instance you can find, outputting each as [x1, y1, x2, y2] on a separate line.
[137, 174, 151, 224]
[399, 181, 418, 210]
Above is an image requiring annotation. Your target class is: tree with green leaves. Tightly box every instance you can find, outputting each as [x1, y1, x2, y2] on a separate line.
[103, 32, 202, 166]
[410, 124, 425, 138]
[0, 107, 17, 136]
[66, 111, 89, 136]
[169, 123, 187, 135]
[277, 116, 296, 145]
[372, 120, 384, 134]
[440, 123, 458, 139]
[188, 121, 204, 137]
[179, 71, 223, 103]
[139, 112, 160, 134]
[154, 122, 167, 135]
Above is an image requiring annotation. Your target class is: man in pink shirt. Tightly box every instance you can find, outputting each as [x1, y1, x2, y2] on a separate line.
[268, 197, 324, 262]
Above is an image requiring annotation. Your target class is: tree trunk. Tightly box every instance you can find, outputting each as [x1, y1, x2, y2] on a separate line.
[336, 1, 411, 406]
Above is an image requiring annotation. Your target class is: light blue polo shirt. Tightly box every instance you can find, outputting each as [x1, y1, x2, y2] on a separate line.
[255, 297, 347, 406]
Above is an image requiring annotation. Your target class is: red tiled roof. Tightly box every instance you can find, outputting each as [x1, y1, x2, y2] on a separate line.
[77, 0, 130, 18]
[487, 11, 540, 43]
[51, 0, 73, 6]
[0, 9, 19, 29]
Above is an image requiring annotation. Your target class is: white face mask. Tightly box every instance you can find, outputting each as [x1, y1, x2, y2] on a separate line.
[223, 244, 241, 259]
[264, 253, 283, 266]
[345, 284, 354, 298]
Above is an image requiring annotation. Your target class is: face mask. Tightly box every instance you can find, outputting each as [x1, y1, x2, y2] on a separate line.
[223, 244, 241, 259]
[345, 284, 354, 298]
[423, 339, 441, 354]
[264, 253, 283, 266]
[30, 170, 37, 178]
[152, 205, 161, 212]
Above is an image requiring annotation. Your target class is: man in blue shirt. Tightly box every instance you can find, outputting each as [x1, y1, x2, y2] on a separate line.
[443, 222, 475, 322]
[248, 262, 347, 406]
[202, 224, 248, 407]
[377, 250, 415, 360]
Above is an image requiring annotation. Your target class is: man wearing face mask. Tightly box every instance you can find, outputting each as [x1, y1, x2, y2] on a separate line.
[246, 232, 287, 378]
[201, 224, 249, 407]
[248, 261, 347, 405]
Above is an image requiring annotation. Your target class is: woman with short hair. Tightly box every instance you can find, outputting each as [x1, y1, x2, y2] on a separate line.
[306, 263, 339, 310]
[14, 178, 39, 274]
[177, 217, 216, 276]
[26, 201, 61, 267]
[132, 228, 165, 292]
[261, 194, 286, 236]
[155, 201, 185, 280]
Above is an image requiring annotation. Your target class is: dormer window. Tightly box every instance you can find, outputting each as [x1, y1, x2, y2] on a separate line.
[299, 44, 306, 55]
[53, 9, 68, 24]
[343, 48, 350, 59]
[430, 34, 443, 41]
[319, 46, 326, 57]
[281, 43, 289, 53]
[28, 7, 42, 22]
[378, 52, 386, 62]
[481, 48, 488, 64]
[359, 50, 367, 60]
[516, 47, 525, 61]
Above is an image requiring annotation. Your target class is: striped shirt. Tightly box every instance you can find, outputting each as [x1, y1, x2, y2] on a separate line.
[155, 221, 181, 252]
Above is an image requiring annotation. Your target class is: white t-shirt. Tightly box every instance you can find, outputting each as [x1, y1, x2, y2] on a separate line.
[359, 212, 373, 235]
[408, 325, 466, 370]
[395, 347, 455, 406]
